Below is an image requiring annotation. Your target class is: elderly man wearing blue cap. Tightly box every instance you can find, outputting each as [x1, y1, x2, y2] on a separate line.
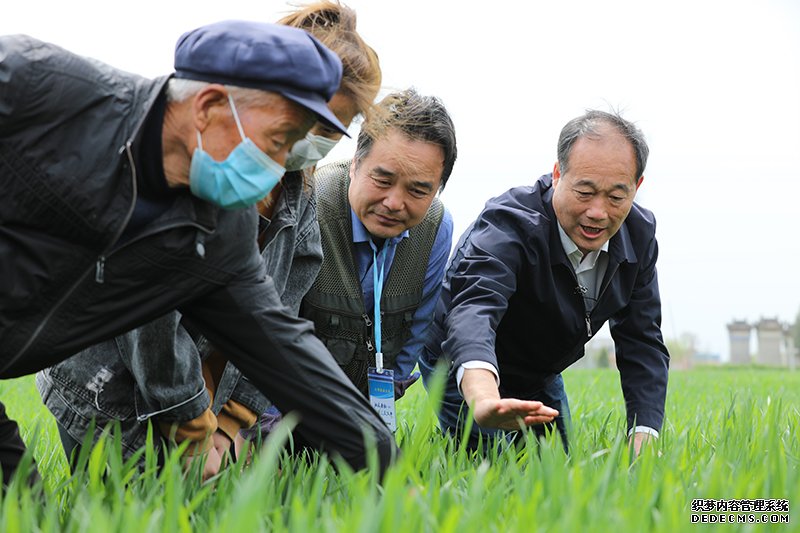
[0, 20, 396, 484]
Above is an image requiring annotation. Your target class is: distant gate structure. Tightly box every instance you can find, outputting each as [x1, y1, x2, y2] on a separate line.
[727, 317, 797, 368]
[727, 320, 752, 364]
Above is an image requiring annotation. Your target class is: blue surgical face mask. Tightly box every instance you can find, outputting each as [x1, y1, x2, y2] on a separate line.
[284, 132, 339, 171]
[189, 93, 285, 210]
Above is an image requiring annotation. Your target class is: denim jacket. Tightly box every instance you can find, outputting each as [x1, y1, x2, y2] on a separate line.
[36, 171, 322, 456]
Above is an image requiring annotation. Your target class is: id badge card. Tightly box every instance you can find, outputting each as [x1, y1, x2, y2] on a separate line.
[368, 367, 396, 432]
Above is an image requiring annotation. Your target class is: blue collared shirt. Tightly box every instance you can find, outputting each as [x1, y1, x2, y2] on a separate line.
[350, 207, 453, 380]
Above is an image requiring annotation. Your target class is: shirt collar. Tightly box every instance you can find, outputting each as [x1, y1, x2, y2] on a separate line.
[557, 223, 609, 271]
[350, 208, 409, 246]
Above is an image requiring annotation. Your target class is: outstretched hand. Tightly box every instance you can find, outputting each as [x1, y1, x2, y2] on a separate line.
[473, 397, 558, 430]
[461, 367, 559, 431]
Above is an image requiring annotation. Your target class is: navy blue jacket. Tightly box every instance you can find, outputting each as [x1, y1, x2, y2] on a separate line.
[424, 174, 669, 431]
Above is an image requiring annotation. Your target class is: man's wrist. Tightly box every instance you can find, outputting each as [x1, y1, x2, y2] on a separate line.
[456, 361, 499, 396]
[459, 366, 503, 410]
[628, 425, 659, 438]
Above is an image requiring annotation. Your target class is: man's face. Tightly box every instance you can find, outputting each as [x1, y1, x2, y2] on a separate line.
[200, 92, 315, 167]
[348, 129, 444, 239]
[551, 128, 643, 255]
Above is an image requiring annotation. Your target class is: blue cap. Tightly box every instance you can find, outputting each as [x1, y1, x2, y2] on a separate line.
[174, 20, 348, 135]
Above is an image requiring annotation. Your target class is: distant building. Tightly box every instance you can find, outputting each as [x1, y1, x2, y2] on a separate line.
[727, 317, 796, 367]
[755, 317, 785, 366]
[727, 319, 752, 364]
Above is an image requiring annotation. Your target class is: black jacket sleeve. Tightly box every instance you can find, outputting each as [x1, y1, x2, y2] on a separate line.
[179, 271, 397, 472]
[610, 233, 670, 431]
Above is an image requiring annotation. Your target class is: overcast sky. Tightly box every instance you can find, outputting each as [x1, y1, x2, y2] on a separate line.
[3, 0, 799, 358]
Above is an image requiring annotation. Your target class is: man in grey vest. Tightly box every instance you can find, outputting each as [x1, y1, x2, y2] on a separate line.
[302, 88, 456, 400]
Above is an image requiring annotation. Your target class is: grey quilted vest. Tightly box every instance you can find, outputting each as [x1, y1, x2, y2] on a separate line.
[302, 160, 444, 394]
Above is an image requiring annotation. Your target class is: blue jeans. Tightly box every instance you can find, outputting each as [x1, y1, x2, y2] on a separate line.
[420, 356, 571, 453]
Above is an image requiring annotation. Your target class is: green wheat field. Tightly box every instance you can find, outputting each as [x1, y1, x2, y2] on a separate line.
[1, 367, 798, 532]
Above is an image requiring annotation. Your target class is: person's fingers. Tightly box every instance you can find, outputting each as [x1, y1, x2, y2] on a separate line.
[496, 399, 558, 418]
[530, 405, 559, 417]
[212, 431, 232, 455]
[233, 433, 245, 458]
[494, 399, 539, 415]
[520, 414, 557, 425]
[233, 433, 257, 466]
[202, 448, 222, 481]
[474, 397, 560, 430]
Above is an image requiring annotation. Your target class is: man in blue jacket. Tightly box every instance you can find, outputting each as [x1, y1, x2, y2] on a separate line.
[421, 110, 669, 454]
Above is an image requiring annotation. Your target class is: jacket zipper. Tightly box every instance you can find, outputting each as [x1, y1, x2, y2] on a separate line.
[8, 143, 138, 367]
[571, 259, 621, 340]
[362, 314, 374, 353]
[94, 218, 214, 284]
[584, 261, 621, 339]
[10, 142, 213, 365]
[96, 257, 106, 283]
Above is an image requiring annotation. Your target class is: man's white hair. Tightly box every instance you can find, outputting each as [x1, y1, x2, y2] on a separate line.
[165, 78, 278, 109]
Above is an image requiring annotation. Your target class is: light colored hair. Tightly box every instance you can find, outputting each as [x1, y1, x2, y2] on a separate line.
[165, 78, 278, 109]
[278, 1, 381, 122]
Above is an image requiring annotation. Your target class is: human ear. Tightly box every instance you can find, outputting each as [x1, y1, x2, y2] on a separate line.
[552, 161, 562, 185]
[192, 84, 229, 133]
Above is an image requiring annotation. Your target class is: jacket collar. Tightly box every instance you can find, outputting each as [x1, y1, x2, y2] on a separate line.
[257, 171, 304, 237]
[122, 75, 172, 156]
[114, 75, 221, 235]
[606, 221, 638, 266]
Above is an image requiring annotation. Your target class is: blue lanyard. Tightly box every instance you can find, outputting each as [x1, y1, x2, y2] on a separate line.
[372, 242, 388, 371]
